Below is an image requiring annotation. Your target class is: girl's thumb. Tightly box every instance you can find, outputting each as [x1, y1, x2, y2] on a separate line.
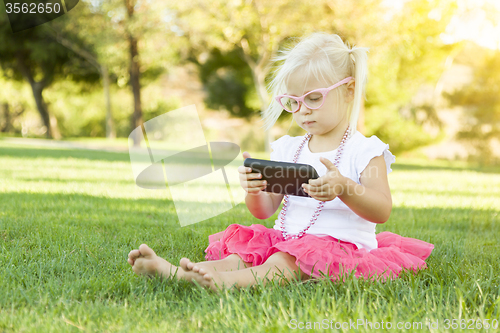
[242, 151, 251, 159]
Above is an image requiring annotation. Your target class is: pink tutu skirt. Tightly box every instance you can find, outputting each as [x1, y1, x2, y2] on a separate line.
[205, 224, 434, 281]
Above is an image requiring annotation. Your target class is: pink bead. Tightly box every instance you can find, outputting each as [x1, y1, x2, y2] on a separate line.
[280, 125, 350, 239]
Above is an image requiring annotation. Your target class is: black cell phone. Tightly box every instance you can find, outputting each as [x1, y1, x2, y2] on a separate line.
[243, 158, 320, 197]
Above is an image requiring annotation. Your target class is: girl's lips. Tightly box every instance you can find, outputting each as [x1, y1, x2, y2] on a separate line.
[303, 121, 315, 125]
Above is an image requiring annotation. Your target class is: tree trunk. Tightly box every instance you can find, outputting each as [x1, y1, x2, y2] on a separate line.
[30, 81, 52, 138]
[101, 65, 116, 139]
[17, 55, 60, 139]
[125, 0, 143, 146]
[129, 35, 142, 145]
[1, 103, 10, 132]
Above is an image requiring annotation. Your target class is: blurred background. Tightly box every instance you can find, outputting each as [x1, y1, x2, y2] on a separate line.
[0, 0, 499, 165]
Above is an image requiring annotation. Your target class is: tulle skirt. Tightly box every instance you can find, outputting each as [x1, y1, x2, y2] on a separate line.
[204, 224, 434, 282]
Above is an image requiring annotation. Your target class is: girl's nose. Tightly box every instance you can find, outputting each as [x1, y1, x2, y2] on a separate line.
[298, 102, 312, 114]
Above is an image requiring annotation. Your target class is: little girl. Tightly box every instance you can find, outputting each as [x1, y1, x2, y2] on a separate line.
[127, 32, 434, 290]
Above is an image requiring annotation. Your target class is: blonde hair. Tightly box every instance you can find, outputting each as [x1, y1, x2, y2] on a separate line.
[262, 32, 369, 138]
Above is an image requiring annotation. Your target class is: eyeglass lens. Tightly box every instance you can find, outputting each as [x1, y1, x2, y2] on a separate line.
[279, 92, 324, 112]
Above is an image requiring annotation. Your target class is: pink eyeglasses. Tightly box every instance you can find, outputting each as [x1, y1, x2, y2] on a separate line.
[275, 77, 353, 113]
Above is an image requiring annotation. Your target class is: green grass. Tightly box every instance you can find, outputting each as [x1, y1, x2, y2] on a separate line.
[0, 139, 499, 332]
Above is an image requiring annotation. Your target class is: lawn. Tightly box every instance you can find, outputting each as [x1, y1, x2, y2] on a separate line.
[0, 139, 499, 332]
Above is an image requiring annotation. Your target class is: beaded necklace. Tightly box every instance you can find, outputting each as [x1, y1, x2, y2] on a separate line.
[279, 125, 351, 240]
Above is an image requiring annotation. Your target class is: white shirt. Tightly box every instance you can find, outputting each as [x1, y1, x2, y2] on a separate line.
[270, 130, 396, 251]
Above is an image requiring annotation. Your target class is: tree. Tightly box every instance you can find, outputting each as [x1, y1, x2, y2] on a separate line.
[196, 47, 257, 119]
[339, 0, 463, 154]
[81, 0, 175, 144]
[443, 49, 500, 165]
[124, 0, 143, 145]
[0, 16, 99, 139]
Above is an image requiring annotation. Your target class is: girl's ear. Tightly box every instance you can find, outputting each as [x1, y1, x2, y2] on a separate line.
[346, 80, 355, 103]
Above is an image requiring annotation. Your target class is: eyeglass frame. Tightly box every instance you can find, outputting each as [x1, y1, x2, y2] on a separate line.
[275, 76, 353, 113]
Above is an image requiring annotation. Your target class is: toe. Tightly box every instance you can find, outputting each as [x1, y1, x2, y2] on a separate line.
[187, 262, 195, 270]
[192, 265, 200, 273]
[198, 268, 207, 275]
[138, 244, 156, 258]
[128, 249, 141, 260]
[179, 258, 191, 270]
[127, 258, 134, 266]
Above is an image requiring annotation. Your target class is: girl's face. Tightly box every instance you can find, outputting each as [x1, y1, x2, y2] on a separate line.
[285, 70, 355, 136]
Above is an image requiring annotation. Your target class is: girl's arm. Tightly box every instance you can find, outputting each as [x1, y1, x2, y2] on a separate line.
[238, 151, 284, 220]
[338, 155, 392, 223]
[245, 192, 284, 220]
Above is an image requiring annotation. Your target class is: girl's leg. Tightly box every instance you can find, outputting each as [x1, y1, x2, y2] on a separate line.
[180, 254, 252, 274]
[127, 244, 252, 280]
[189, 251, 311, 291]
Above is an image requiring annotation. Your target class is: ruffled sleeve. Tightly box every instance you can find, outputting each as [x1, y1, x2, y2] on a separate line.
[270, 135, 291, 162]
[355, 135, 396, 180]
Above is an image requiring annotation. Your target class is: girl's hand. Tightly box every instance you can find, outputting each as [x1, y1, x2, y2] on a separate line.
[238, 151, 267, 194]
[302, 157, 348, 201]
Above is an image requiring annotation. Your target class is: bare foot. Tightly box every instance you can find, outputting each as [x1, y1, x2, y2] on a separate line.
[128, 244, 184, 280]
[190, 264, 232, 291]
[179, 257, 206, 282]
[179, 257, 195, 272]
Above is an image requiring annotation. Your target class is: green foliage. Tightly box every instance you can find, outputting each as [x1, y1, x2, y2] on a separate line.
[143, 97, 182, 123]
[443, 50, 500, 166]
[140, 65, 167, 87]
[41, 79, 180, 138]
[364, 0, 460, 154]
[0, 10, 101, 138]
[240, 126, 266, 152]
[0, 73, 35, 135]
[365, 105, 447, 155]
[0, 15, 99, 85]
[197, 48, 258, 119]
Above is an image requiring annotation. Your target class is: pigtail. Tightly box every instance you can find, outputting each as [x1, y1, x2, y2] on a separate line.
[347, 46, 370, 137]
